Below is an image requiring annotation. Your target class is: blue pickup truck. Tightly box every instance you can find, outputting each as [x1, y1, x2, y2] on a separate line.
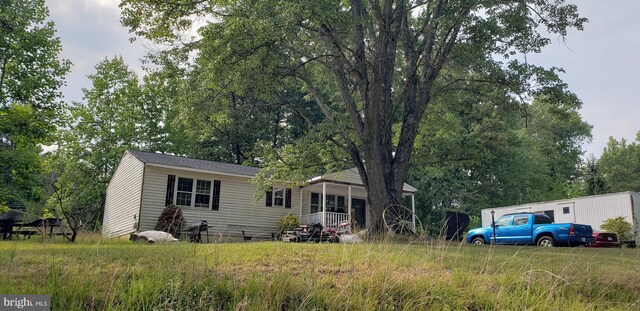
[466, 213, 594, 247]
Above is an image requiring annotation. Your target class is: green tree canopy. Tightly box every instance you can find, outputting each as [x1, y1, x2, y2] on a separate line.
[579, 155, 607, 196]
[0, 0, 70, 210]
[162, 56, 321, 164]
[598, 132, 640, 193]
[0, 0, 70, 113]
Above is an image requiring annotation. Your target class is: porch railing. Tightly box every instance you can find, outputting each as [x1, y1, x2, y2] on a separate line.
[300, 213, 323, 226]
[300, 212, 350, 230]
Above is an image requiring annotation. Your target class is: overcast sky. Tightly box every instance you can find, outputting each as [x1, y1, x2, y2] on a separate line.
[47, 0, 640, 158]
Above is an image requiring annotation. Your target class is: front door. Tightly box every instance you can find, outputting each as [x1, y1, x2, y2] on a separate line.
[352, 199, 366, 228]
[507, 215, 532, 244]
[491, 215, 512, 244]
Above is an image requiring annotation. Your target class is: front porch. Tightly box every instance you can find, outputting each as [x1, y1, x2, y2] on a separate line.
[297, 173, 416, 232]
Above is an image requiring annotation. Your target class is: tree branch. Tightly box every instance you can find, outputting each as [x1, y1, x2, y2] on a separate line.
[350, 0, 371, 108]
[393, 0, 472, 185]
[278, 54, 336, 79]
[296, 67, 366, 178]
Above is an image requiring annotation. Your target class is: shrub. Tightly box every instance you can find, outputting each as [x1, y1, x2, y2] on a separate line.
[467, 215, 481, 231]
[155, 205, 185, 237]
[277, 214, 300, 233]
[601, 217, 633, 242]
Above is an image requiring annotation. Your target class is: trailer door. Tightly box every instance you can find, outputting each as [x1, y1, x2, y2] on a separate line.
[558, 202, 576, 223]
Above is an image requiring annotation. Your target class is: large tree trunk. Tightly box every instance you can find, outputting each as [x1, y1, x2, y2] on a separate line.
[361, 113, 414, 234]
[365, 164, 404, 234]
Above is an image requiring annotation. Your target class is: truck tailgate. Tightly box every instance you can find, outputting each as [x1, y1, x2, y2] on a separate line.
[572, 224, 593, 237]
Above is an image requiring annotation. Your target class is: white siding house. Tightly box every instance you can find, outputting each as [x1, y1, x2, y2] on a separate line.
[481, 192, 640, 244]
[103, 150, 418, 240]
[102, 152, 145, 238]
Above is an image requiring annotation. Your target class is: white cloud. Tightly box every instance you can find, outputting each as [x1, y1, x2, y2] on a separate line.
[46, 0, 149, 102]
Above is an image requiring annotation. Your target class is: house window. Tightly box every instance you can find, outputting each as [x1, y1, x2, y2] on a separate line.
[310, 193, 320, 213]
[310, 193, 346, 213]
[265, 187, 292, 208]
[176, 178, 193, 206]
[195, 180, 211, 208]
[337, 196, 345, 210]
[274, 187, 284, 207]
[326, 195, 336, 212]
[562, 206, 570, 214]
[175, 177, 220, 209]
[329, 194, 346, 212]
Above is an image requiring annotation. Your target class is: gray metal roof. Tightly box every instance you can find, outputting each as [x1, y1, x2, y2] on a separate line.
[127, 150, 261, 177]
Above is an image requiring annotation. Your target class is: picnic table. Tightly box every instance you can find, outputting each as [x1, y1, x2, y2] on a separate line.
[0, 218, 68, 240]
[23, 218, 65, 237]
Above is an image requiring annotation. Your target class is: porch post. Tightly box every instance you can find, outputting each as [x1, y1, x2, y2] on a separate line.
[348, 185, 352, 231]
[322, 182, 327, 227]
[411, 194, 416, 231]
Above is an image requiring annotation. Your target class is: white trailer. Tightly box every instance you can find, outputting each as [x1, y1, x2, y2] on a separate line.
[481, 191, 640, 243]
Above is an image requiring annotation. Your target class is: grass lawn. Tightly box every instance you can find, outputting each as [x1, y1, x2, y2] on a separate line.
[1, 236, 639, 310]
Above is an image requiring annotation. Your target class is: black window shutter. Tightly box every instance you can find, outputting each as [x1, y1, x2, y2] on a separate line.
[265, 187, 273, 207]
[212, 180, 221, 211]
[165, 175, 175, 206]
[285, 188, 292, 208]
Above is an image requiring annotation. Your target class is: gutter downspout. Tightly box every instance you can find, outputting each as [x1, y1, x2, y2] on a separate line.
[136, 165, 146, 232]
[299, 187, 303, 220]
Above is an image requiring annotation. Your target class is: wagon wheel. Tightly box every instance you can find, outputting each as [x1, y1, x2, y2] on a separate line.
[383, 204, 422, 235]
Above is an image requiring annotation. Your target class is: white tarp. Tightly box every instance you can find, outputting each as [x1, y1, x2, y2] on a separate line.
[132, 231, 179, 243]
[340, 234, 363, 244]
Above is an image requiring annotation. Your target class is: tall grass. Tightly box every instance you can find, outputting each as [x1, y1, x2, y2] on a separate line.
[1, 237, 639, 310]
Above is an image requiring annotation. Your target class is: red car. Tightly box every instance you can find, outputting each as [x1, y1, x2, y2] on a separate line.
[588, 232, 621, 248]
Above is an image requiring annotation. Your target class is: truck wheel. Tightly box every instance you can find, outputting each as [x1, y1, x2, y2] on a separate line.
[471, 237, 485, 245]
[537, 236, 554, 247]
